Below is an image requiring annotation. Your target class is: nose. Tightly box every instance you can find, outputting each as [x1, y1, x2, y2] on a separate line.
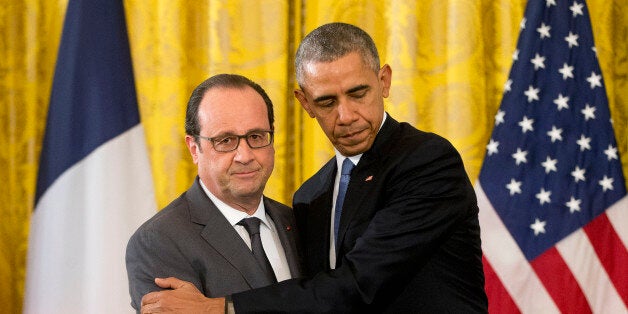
[234, 137, 254, 163]
[337, 100, 358, 125]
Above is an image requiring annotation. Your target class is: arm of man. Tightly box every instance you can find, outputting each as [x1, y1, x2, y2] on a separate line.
[126, 223, 206, 311]
[230, 134, 483, 312]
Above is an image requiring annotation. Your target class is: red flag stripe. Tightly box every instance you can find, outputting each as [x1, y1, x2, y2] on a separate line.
[556, 228, 628, 312]
[476, 183, 560, 313]
[531, 247, 592, 314]
[583, 213, 628, 305]
[482, 256, 520, 314]
[606, 196, 628, 249]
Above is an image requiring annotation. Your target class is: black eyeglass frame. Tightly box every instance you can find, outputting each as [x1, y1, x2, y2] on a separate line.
[195, 130, 274, 152]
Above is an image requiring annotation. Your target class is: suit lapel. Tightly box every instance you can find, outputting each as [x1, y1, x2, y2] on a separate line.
[302, 160, 336, 272]
[186, 178, 273, 289]
[265, 199, 302, 278]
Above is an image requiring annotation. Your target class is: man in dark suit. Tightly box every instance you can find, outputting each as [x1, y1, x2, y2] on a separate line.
[126, 74, 301, 312]
[141, 23, 487, 313]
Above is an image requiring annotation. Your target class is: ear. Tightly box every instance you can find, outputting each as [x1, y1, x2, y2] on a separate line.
[379, 64, 392, 98]
[294, 89, 315, 118]
[185, 135, 200, 164]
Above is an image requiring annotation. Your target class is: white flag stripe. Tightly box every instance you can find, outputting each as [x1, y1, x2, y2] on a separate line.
[606, 196, 628, 248]
[476, 182, 560, 314]
[556, 228, 627, 314]
[24, 125, 155, 313]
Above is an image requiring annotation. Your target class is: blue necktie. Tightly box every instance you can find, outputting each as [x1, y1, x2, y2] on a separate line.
[334, 158, 355, 245]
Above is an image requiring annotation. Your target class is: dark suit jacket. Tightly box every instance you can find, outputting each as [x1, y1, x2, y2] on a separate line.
[125, 177, 302, 311]
[232, 115, 487, 313]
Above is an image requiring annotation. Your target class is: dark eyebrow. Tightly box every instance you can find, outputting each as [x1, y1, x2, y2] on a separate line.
[313, 95, 336, 103]
[347, 84, 370, 94]
[210, 128, 270, 138]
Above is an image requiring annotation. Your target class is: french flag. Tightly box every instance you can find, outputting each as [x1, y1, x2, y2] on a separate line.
[23, 0, 156, 312]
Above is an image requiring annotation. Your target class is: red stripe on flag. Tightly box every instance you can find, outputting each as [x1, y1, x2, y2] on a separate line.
[583, 213, 628, 305]
[482, 255, 520, 314]
[530, 247, 592, 314]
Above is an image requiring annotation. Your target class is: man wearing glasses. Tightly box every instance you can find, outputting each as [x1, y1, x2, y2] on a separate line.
[125, 74, 301, 312]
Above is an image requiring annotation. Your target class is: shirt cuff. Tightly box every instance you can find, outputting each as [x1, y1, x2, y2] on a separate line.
[225, 295, 235, 314]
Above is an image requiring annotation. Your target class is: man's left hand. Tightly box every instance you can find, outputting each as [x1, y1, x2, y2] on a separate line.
[140, 277, 225, 313]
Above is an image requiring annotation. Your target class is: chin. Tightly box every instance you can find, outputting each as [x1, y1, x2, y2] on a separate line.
[338, 146, 367, 157]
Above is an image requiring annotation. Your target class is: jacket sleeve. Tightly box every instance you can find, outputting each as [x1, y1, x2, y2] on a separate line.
[125, 223, 200, 311]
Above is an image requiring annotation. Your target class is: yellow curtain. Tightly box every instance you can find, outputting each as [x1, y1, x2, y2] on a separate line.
[1, 0, 626, 312]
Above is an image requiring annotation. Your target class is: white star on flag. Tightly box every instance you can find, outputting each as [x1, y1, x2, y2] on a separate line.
[547, 126, 563, 142]
[518, 116, 534, 133]
[586, 71, 602, 89]
[541, 156, 558, 174]
[504, 79, 512, 92]
[558, 63, 574, 80]
[495, 110, 505, 125]
[537, 22, 551, 39]
[487, 139, 499, 156]
[531, 53, 546, 70]
[598, 175, 614, 192]
[571, 166, 586, 183]
[553, 93, 570, 110]
[506, 178, 523, 195]
[536, 188, 552, 205]
[512, 148, 528, 165]
[524, 85, 540, 102]
[570, 1, 584, 17]
[576, 134, 591, 151]
[581, 104, 596, 120]
[604, 144, 618, 161]
[530, 218, 547, 236]
[565, 31, 579, 48]
[565, 196, 581, 213]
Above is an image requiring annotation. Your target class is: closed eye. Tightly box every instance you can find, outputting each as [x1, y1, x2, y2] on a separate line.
[347, 85, 370, 98]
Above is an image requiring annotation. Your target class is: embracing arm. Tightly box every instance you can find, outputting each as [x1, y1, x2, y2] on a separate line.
[231, 135, 481, 312]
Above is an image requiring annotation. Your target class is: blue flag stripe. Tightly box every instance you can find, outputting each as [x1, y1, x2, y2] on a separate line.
[35, 0, 140, 204]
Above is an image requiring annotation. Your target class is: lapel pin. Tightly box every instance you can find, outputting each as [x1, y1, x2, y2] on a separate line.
[365, 175, 373, 182]
[286, 226, 292, 231]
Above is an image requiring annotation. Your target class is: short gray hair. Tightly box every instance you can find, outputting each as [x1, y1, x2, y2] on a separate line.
[295, 22, 381, 86]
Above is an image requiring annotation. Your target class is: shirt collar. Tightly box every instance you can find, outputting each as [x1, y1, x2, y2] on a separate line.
[198, 179, 269, 227]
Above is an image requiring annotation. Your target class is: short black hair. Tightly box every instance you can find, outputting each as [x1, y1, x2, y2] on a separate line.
[295, 22, 380, 86]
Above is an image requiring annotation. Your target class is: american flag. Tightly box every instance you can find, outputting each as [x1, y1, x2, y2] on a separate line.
[476, 0, 628, 313]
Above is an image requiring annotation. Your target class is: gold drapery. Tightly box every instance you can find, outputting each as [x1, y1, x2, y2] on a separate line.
[1, 0, 626, 312]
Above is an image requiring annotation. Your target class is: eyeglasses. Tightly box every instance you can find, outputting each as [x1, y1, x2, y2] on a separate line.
[196, 130, 274, 152]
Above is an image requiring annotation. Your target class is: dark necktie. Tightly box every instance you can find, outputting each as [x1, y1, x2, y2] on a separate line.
[334, 158, 355, 245]
[238, 217, 277, 284]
